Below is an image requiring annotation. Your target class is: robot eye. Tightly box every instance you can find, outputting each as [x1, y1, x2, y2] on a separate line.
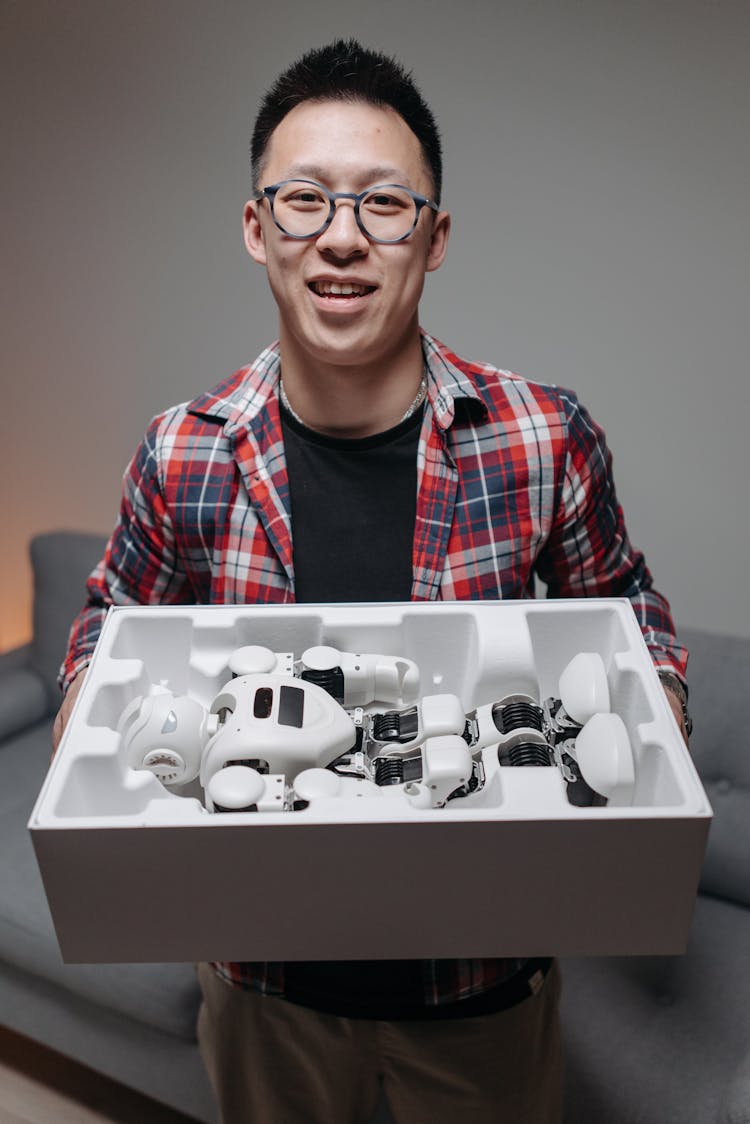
[253, 687, 274, 719]
[278, 685, 305, 729]
[160, 709, 179, 734]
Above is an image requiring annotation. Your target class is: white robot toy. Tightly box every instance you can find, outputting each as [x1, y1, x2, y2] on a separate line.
[118, 645, 635, 812]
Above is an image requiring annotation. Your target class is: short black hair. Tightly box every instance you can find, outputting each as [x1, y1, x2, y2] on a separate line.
[251, 39, 443, 203]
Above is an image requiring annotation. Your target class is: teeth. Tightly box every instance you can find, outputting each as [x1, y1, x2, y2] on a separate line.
[313, 281, 370, 296]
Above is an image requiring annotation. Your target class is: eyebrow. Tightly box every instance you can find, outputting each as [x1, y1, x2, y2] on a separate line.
[282, 163, 412, 187]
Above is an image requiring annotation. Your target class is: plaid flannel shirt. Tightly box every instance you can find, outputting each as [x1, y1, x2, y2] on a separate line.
[63, 330, 687, 1006]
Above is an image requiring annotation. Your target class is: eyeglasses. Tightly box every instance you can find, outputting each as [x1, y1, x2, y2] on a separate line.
[253, 179, 439, 244]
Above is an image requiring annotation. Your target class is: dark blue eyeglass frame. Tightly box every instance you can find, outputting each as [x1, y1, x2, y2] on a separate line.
[253, 179, 439, 244]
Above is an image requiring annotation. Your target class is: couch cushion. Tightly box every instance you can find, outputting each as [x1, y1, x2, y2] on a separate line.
[0, 720, 201, 1043]
[30, 531, 108, 706]
[681, 627, 750, 907]
[720, 1045, 750, 1124]
[0, 667, 48, 741]
[561, 893, 750, 1124]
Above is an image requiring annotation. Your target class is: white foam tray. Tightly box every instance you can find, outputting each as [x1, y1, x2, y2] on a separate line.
[30, 600, 711, 963]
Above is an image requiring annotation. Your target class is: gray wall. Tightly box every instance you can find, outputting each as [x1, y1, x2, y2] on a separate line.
[2, 0, 748, 650]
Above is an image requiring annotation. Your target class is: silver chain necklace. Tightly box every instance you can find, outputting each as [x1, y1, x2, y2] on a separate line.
[278, 374, 428, 431]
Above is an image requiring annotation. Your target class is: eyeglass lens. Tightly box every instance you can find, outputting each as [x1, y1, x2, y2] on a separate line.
[271, 182, 419, 241]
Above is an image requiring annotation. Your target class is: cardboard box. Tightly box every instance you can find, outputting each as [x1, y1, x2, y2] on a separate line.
[29, 600, 711, 963]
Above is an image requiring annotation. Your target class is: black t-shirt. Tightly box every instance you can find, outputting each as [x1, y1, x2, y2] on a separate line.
[279, 401, 535, 1019]
[281, 403, 420, 603]
[282, 403, 426, 1017]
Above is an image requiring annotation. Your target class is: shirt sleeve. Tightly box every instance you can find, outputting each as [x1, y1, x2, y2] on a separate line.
[60, 416, 192, 691]
[534, 389, 688, 681]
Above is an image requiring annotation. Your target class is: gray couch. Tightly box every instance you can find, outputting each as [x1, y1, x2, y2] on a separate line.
[1, 531, 748, 1124]
[0, 532, 218, 1121]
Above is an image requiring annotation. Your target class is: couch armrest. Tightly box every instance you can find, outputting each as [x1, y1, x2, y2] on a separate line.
[0, 664, 51, 742]
[30, 530, 108, 705]
[721, 1045, 750, 1124]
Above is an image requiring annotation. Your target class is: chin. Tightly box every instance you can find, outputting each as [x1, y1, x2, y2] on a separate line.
[303, 327, 385, 368]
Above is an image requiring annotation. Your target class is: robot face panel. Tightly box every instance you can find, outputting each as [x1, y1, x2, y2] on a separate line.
[200, 673, 358, 788]
[251, 683, 305, 726]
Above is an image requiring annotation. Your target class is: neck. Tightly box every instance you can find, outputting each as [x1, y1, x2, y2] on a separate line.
[277, 325, 426, 438]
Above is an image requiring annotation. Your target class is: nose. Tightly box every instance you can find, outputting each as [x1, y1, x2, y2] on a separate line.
[315, 199, 369, 257]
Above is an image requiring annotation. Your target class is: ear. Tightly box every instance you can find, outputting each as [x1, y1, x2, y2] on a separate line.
[243, 199, 267, 266]
[425, 209, 451, 273]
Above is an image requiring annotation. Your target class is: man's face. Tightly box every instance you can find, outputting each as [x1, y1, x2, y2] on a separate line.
[244, 99, 450, 373]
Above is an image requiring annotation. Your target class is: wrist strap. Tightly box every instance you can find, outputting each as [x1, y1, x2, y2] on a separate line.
[657, 671, 693, 737]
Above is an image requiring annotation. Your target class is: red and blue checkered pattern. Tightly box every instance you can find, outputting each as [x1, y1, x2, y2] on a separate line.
[61, 330, 687, 1005]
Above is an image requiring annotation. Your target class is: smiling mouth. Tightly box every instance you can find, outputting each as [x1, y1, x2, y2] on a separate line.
[309, 281, 376, 297]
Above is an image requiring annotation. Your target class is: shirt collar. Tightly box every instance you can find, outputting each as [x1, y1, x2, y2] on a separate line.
[186, 343, 282, 435]
[419, 330, 487, 430]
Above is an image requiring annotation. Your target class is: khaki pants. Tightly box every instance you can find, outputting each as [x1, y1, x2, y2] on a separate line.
[197, 961, 564, 1124]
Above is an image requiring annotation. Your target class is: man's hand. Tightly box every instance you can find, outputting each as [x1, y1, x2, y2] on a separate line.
[52, 671, 86, 756]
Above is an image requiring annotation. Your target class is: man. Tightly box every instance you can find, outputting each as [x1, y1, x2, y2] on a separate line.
[55, 39, 690, 1124]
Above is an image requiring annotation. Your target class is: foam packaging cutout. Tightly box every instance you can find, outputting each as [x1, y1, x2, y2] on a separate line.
[29, 600, 711, 963]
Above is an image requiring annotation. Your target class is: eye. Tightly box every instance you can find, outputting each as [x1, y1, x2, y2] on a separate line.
[278, 183, 328, 209]
[294, 191, 324, 204]
[364, 191, 408, 211]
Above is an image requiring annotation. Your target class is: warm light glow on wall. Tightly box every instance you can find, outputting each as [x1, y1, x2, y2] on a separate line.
[1, 601, 31, 653]
[0, 528, 33, 653]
